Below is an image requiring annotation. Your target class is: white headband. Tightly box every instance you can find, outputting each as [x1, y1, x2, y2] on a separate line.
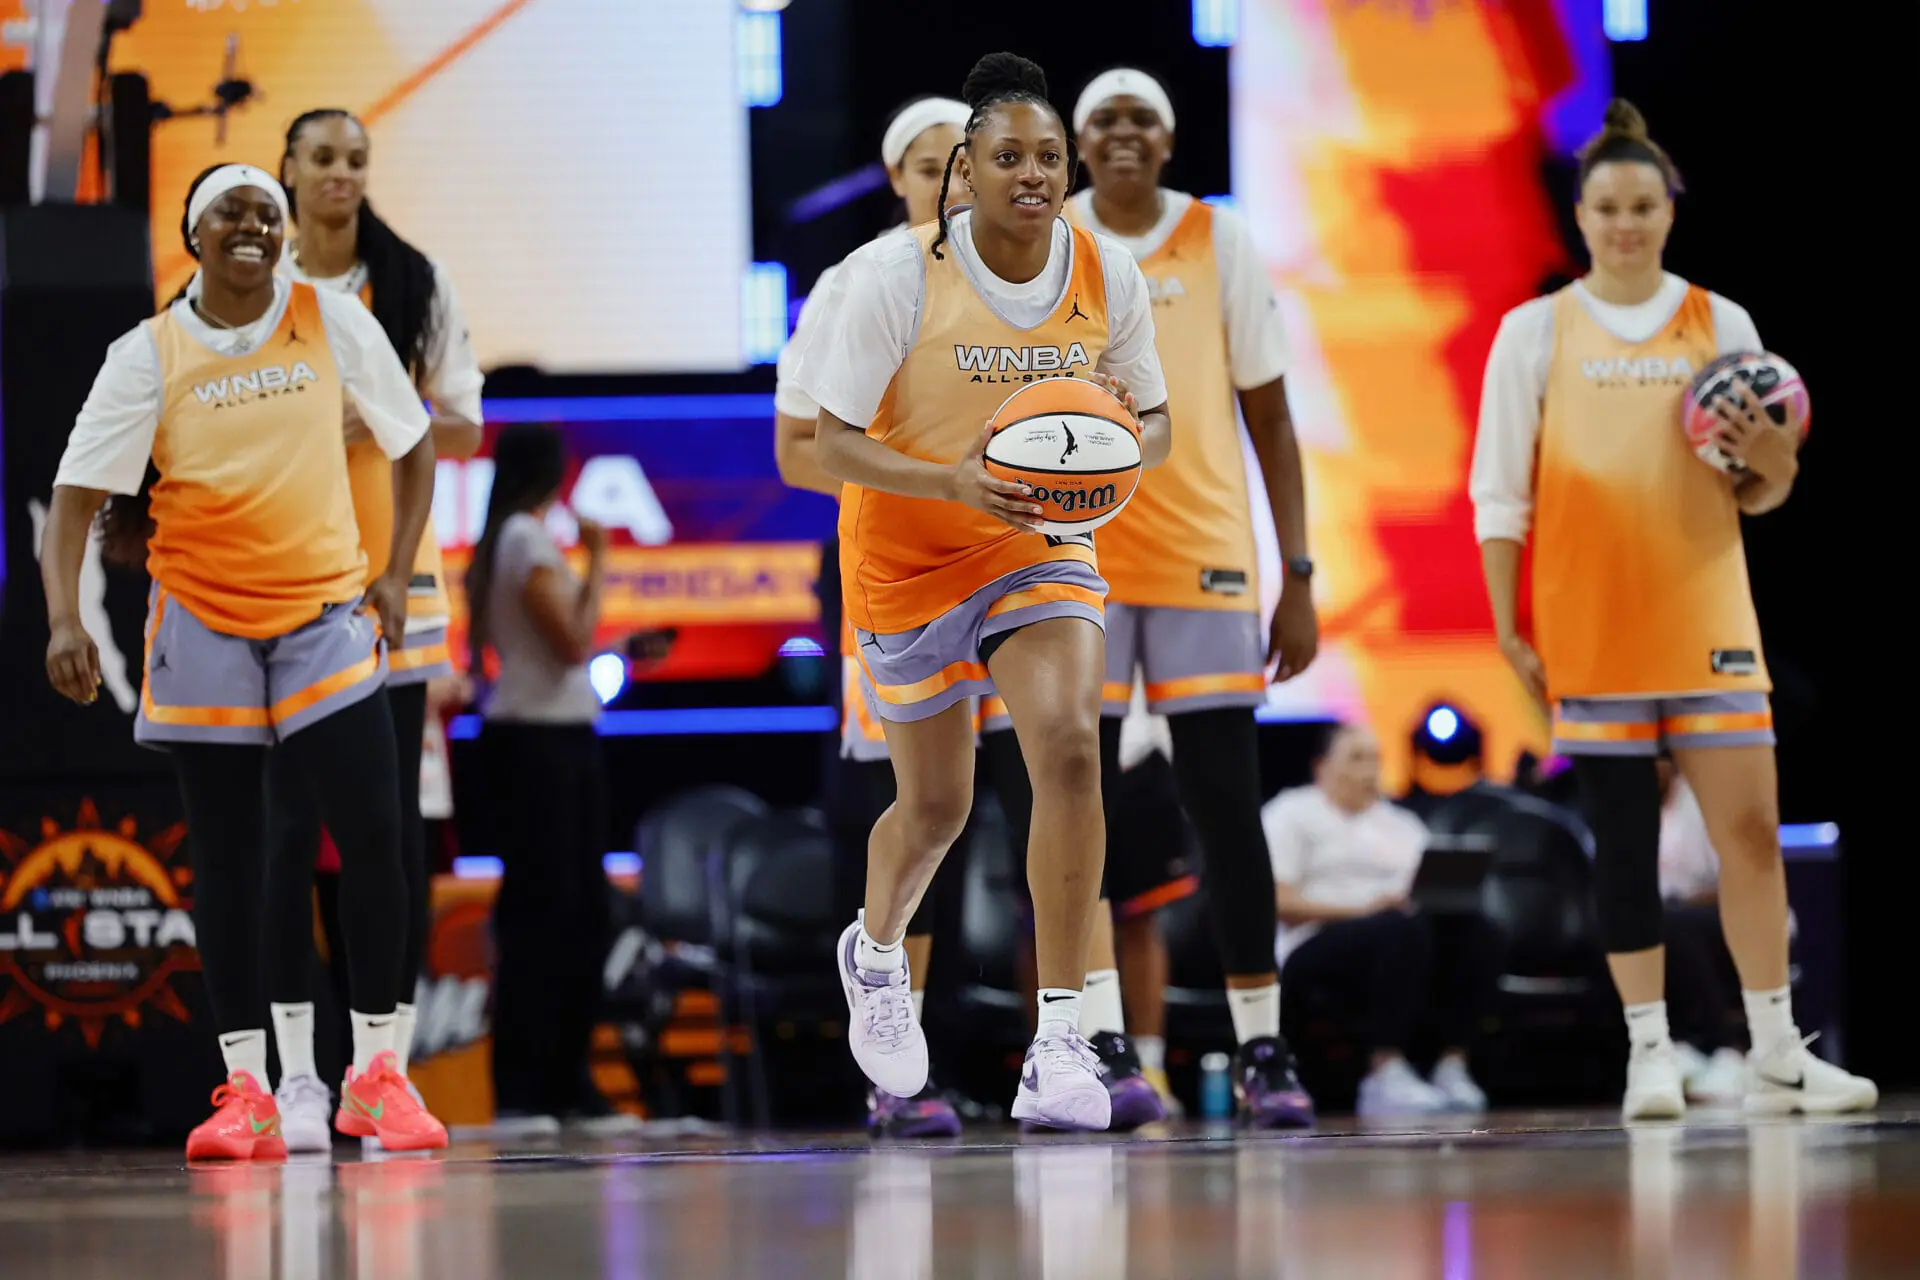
[1073, 69, 1175, 135]
[186, 164, 290, 238]
[880, 97, 971, 168]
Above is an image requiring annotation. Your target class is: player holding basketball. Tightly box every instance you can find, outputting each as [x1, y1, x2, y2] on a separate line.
[42, 165, 448, 1157]
[979, 66, 1322, 1129]
[1472, 100, 1875, 1119]
[796, 52, 1170, 1131]
[774, 94, 972, 1139]
[262, 107, 486, 1150]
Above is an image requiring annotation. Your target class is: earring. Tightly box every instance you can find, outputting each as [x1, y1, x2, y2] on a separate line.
[190, 236, 200, 253]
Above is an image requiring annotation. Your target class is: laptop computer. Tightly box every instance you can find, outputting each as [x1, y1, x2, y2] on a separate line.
[1408, 833, 1496, 913]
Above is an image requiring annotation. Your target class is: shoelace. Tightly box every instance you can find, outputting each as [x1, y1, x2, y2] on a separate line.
[861, 979, 916, 1049]
[1033, 1031, 1098, 1076]
[209, 1079, 263, 1109]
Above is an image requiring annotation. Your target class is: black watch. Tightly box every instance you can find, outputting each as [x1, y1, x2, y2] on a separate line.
[1284, 556, 1315, 581]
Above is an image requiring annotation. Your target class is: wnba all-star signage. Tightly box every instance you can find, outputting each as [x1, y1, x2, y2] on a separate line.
[0, 796, 198, 1048]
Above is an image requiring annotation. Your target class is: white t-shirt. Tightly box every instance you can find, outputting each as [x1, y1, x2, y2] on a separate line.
[790, 210, 1168, 429]
[283, 254, 486, 425]
[774, 223, 913, 422]
[1262, 785, 1428, 966]
[1116, 677, 1172, 771]
[1659, 776, 1720, 903]
[54, 275, 430, 496]
[1066, 189, 1292, 390]
[482, 512, 602, 724]
[1470, 273, 1763, 543]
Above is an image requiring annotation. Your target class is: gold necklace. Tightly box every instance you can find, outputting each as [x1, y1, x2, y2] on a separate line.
[191, 299, 240, 330]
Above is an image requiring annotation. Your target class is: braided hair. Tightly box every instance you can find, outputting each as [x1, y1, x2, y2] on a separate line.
[281, 109, 440, 384]
[931, 53, 1073, 260]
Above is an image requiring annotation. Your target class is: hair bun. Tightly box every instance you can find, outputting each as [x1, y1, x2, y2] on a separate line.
[962, 52, 1048, 109]
[1601, 98, 1649, 140]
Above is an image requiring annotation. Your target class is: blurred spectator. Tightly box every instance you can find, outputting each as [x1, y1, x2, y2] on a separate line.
[468, 424, 624, 1133]
[1263, 725, 1501, 1118]
[1658, 759, 1749, 1104]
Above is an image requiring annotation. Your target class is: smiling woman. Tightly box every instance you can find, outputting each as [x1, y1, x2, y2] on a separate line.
[37, 162, 450, 1161]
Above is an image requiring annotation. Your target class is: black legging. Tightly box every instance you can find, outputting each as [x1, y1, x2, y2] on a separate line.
[1281, 908, 1505, 1054]
[173, 691, 406, 1035]
[482, 721, 610, 1115]
[982, 706, 1278, 975]
[262, 682, 430, 1009]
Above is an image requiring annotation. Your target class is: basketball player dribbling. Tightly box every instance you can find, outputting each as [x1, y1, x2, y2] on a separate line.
[775, 94, 973, 1139]
[979, 67, 1323, 1128]
[1472, 100, 1875, 1120]
[262, 107, 486, 1151]
[41, 165, 448, 1157]
[794, 52, 1171, 1131]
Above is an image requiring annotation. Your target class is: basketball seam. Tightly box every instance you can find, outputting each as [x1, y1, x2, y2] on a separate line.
[983, 463, 1141, 477]
[992, 409, 1139, 435]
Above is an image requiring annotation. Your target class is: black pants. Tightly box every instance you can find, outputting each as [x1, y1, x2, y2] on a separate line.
[1281, 908, 1504, 1055]
[262, 682, 431, 1010]
[171, 692, 406, 1036]
[482, 721, 611, 1115]
[1664, 901, 1746, 1052]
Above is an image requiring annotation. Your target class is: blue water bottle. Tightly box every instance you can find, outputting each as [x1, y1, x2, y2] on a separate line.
[1199, 1052, 1233, 1120]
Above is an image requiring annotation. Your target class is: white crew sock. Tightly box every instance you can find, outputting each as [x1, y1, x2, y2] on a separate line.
[1624, 1000, 1672, 1053]
[350, 1010, 398, 1077]
[1037, 988, 1082, 1035]
[1741, 985, 1797, 1054]
[856, 922, 905, 974]
[218, 1029, 269, 1088]
[1080, 968, 1125, 1037]
[270, 1002, 317, 1083]
[1226, 983, 1281, 1045]
[910, 989, 926, 1023]
[1135, 1035, 1166, 1073]
[393, 1002, 417, 1076]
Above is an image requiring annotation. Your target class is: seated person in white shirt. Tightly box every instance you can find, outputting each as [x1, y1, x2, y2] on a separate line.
[1658, 758, 1750, 1104]
[1262, 724, 1500, 1118]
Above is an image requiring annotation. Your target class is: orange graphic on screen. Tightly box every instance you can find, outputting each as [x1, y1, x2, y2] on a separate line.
[1235, 0, 1581, 786]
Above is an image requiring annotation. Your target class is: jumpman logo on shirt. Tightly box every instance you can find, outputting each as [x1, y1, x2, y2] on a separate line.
[1058, 421, 1079, 466]
[284, 322, 307, 347]
[1064, 294, 1088, 324]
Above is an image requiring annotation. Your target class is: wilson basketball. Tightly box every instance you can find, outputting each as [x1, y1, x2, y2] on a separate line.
[1683, 351, 1810, 472]
[983, 378, 1142, 534]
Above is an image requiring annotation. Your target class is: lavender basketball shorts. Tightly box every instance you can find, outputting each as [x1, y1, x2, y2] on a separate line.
[385, 624, 454, 687]
[1100, 603, 1268, 717]
[854, 560, 1106, 726]
[135, 587, 388, 748]
[1551, 691, 1775, 756]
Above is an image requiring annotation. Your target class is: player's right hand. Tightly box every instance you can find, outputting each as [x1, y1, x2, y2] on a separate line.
[1499, 633, 1548, 713]
[949, 423, 1046, 533]
[46, 617, 102, 705]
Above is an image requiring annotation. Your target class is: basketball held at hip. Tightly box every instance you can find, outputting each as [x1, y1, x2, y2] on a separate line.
[983, 377, 1143, 534]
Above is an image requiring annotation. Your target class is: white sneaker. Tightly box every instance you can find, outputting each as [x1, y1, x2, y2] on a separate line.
[1687, 1047, 1748, 1105]
[274, 1074, 335, 1154]
[1623, 1043, 1687, 1121]
[837, 917, 928, 1098]
[1746, 1034, 1878, 1115]
[1356, 1058, 1450, 1119]
[1010, 1028, 1111, 1131]
[1429, 1057, 1488, 1114]
[1674, 1041, 1711, 1092]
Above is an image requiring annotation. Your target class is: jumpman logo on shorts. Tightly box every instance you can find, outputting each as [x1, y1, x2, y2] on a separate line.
[1064, 294, 1088, 324]
[1058, 421, 1079, 466]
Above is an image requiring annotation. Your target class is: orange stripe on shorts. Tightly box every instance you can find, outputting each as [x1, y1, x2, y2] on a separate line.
[979, 695, 1010, 722]
[388, 638, 451, 673]
[860, 654, 990, 707]
[1550, 718, 1660, 743]
[139, 588, 273, 728]
[269, 642, 383, 725]
[1662, 710, 1773, 737]
[984, 582, 1105, 619]
[1100, 681, 1133, 703]
[1143, 673, 1268, 703]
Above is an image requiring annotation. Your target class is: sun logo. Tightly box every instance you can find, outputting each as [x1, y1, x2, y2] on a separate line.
[0, 801, 198, 1049]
